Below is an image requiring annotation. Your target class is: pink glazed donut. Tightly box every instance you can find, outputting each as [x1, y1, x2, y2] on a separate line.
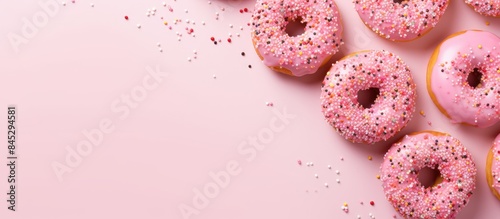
[427, 30, 500, 128]
[354, 0, 450, 41]
[381, 131, 477, 219]
[320, 50, 416, 144]
[465, 0, 500, 17]
[251, 0, 343, 76]
[486, 133, 500, 200]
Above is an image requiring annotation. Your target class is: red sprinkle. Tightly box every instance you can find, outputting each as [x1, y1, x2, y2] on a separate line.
[370, 201, 375, 206]
[124, 16, 129, 20]
[210, 37, 215, 41]
[239, 9, 244, 13]
[227, 38, 232, 43]
[244, 8, 248, 12]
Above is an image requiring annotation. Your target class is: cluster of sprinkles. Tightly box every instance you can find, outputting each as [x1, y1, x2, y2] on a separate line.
[465, 0, 500, 17]
[381, 132, 477, 219]
[320, 50, 417, 144]
[251, 0, 343, 76]
[353, 0, 450, 41]
[428, 30, 500, 128]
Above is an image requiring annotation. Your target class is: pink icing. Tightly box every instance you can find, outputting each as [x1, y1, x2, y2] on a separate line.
[354, 0, 449, 41]
[381, 132, 477, 219]
[429, 30, 500, 128]
[320, 50, 416, 144]
[465, 0, 500, 17]
[490, 133, 500, 195]
[251, 0, 343, 76]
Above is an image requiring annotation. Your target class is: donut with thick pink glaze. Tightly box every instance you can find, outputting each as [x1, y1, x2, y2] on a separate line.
[486, 133, 500, 200]
[251, 0, 343, 76]
[427, 30, 500, 128]
[381, 131, 477, 219]
[353, 0, 450, 41]
[465, 0, 500, 17]
[320, 50, 416, 144]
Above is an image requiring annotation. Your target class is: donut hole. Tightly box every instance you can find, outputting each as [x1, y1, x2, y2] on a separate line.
[285, 17, 307, 37]
[418, 167, 442, 188]
[467, 68, 483, 88]
[357, 88, 380, 109]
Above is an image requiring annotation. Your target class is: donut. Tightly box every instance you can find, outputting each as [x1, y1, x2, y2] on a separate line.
[427, 30, 500, 128]
[381, 131, 477, 219]
[486, 133, 500, 200]
[251, 0, 343, 76]
[353, 0, 450, 41]
[320, 50, 416, 144]
[465, 0, 500, 17]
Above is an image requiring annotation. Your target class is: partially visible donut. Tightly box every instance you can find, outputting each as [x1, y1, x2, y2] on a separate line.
[486, 133, 500, 200]
[320, 50, 416, 144]
[381, 131, 477, 219]
[427, 30, 500, 128]
[465, 0, 500, 17]
[353, 0, 450, 41]
[251, 0, 343, 76]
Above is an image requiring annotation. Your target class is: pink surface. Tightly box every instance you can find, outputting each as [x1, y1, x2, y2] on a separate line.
[1, 0, 500, 219]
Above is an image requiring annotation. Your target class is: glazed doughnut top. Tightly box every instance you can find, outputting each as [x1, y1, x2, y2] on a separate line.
[320, 50, 416, 144]
[381, 132, 476, 219]
[354, 0, 450, 41]
[428, 30, 500, 127]
[251, 0, 343, 76]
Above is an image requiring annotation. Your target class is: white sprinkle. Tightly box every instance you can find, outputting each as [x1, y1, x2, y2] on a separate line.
[187, 57, 191, 62]
[229, 24, 233, 28]
[208, 1, 211, 4]
[193, 50, 197, 54]
[336, 170, 340, 174]
[336, 179, 340, 183]
[162, 2, 166, 6]
[327, 165, 331, 169]
[202, 21, 206, 25]
[357, 215, 361, 219]
[62, 2, 66, 6]
[159, 48, 163, 52]
[236, 33, 240, 37]
[324, 183, 329, 188]
[314, 174, 318, 178]
[90, 3, 94, 7]
[213, 75, 216, 79]
[157, 43, 161, 47]
[185, 9, 188, 13]
[137, 24, 142, 28]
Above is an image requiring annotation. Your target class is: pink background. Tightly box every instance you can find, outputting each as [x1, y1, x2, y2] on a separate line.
[1, 0, 500, 218]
